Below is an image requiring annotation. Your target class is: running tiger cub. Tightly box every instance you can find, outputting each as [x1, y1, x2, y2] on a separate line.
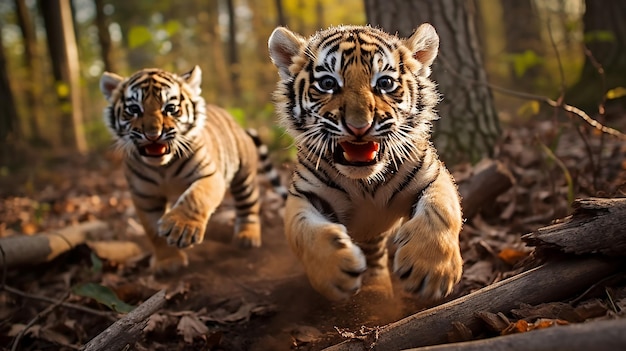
[268, 24, 463, 301]
[99, 66, 283, 273]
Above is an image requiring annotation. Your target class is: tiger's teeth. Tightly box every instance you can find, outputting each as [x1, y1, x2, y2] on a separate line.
[343, 152, 353, 162]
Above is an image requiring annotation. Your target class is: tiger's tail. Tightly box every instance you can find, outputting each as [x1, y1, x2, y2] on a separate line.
[246, 128, 288, 200]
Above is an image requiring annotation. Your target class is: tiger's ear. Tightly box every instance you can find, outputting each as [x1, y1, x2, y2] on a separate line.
[404, 23, 439, 75]
[268, 27, 305, 80]
[181, 65, 202, 96]
[100, 72, 124, 101]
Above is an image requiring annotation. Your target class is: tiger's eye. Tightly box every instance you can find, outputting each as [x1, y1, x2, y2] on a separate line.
[164, 104, 180, 115]
[125, 104, 142, 116]
[376, 77, 395, 92]
[318, 76, 338, 92]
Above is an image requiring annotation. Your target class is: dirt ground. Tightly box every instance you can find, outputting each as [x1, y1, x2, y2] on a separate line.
[2, 118, 626, 350]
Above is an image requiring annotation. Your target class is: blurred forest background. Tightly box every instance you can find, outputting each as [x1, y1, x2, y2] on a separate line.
[0, 0, 625, 169]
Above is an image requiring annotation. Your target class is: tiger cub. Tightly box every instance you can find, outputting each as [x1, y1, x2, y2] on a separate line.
[268, 24, 463, 301]
[99, 66, 282, 273]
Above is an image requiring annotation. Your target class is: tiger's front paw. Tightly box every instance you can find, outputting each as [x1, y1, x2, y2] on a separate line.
[234, 222, 262, 248]
[158, 209, 207, 248]
[302, 225, 367, 301]
[393, 227, 463, 301]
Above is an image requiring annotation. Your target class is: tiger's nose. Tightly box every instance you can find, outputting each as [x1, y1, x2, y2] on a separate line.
[346, 122, 372, 136]
[144, 130, 161, 141]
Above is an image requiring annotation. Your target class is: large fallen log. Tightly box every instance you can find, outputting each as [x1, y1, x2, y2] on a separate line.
[322, 258, 621, 351]
[457, 159, 515, 220]
[402, 317, 626, 351]
[522, 197, 626, 256]
[81, 289, 167, 351]
[0, 220, 108, 269]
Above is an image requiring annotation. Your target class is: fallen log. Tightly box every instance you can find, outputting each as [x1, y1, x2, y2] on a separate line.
[522, 197, 626, 256]
[322, 258, 621, 351]
[401, 317, 626, 351]
[0, 220, 108, 269]
[457, 159, 515, 220]
[81, 289, 167, 351]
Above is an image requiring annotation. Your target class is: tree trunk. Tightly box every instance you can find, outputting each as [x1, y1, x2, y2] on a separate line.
[40, 0, 87, 153]
[500, 0, 545, 91]
[364, 0, 500, 165]
[203, 1, 232, 105]
[225, 0, 240, 99]
[275, 0, 287, 27]
[0, 26, 19, 163]
[567, 0, 626, 115]
[14, 0, 44, 144]
[94, 0, 116, 73]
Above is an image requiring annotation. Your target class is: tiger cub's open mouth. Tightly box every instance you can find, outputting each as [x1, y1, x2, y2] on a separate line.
[140, 143, 171, 157]
[335, 141, 380, 166]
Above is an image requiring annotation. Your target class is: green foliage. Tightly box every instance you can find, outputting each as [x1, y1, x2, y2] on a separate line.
[605, 87, 626, 100]
[505, 50, 544, 78]
[583, 30, 616, 43]
[128, 25, 153, 48]
[72, 282, 135, 313]
[90, 252, 103, 274]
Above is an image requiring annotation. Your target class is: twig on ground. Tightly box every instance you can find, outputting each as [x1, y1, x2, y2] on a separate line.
[3, 285, 117, 321]
[81, 289, 167, 351]
[11, 292, 70, 351]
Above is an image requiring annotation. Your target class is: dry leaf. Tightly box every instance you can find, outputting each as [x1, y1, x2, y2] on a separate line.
[289, 325, 322, 346]
[86, 240, 143, 264]
[498, 247, 529, 266]
[177, 314, 209, 343]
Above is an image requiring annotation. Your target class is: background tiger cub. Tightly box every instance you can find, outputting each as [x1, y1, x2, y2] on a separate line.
[99, 66, 281, 273]
[268, 24, 463, 301]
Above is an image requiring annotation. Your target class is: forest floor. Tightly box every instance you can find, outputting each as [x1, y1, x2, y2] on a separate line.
[1, 116, 626, 351]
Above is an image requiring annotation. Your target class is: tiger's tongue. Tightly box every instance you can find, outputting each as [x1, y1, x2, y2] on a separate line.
[145, 143, 167, 156]
[340, 141, 379, 162]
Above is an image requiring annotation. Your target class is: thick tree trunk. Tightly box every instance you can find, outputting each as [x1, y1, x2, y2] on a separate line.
[500, 0, 545, 91]
[225, 0, 241, 99]
[94, 0, 116, 73]
[567, 0, 626, 114]
[14, 0, 44, 144]
[0, 28, 19, 163]
[40, 0, 87, 153]
[364, 0, 500, 164]
[274, 0, 287, 27]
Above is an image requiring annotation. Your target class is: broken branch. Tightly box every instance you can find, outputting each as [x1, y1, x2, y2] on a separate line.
[81, 289, 167, 351]
[322, 258, 621, 351]
[0, 220, 108, 269]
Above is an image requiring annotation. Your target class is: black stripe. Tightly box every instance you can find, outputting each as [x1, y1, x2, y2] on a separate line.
[410, 167, 441, 217]
[126, 163, 159, 185]
[388, 161, 424, 204]
[190, 169, 217, 183]
[235, 199, 258, 212]
[296, 187, 339, 223]
[128, 184, 163, 200]
[297, 156, 347, 194]
[173, 154, 195, 176]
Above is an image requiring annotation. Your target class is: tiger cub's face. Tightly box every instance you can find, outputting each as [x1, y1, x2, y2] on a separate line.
[99, 66, 205, 166]
[269, 24, 440, 180]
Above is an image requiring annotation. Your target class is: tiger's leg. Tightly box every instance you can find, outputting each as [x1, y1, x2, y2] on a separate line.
[158, 174, 226, 248]
[132, 198, 188, 273]
[393, 164, 463, 301]
[285, 195, 367, 301]
[358, 234, 393, 299]
[230, 170, 262, 248]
